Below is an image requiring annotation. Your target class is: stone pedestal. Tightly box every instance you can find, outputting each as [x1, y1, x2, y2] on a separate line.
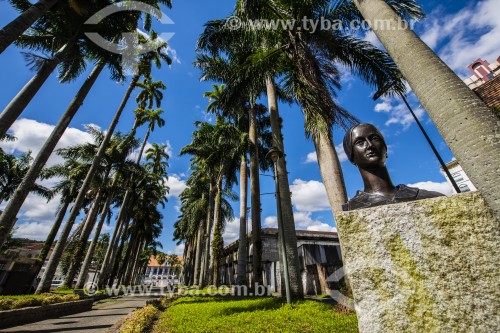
[335, 192, 500, 333]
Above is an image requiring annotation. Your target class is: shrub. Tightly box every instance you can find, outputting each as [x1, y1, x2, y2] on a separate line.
[0, 293, 79, 311]
[120, 305, 159, 333]
[0, 299, 14, 311]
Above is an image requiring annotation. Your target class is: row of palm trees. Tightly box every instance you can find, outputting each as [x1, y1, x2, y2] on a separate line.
[175, 0, 500, 300]
[0, 0, 172, 248]
[1, 0, 498, 299]
[0, 1, 175, 291]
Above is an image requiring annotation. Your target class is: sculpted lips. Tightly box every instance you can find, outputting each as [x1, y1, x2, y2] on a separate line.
[366, 149, 379, 157]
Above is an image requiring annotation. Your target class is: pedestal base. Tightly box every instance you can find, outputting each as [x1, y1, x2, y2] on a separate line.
[335, 192, 500, 333]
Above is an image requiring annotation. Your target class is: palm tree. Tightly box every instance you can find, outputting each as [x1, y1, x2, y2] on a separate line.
[0, 151, 49, 203]
[180, 119, 244, 286]
[42, 36, 170, 285]
[197, 20, 304, 298]
[0, 0, 59, 55]
[195, 54, 278, 287]
[115, 149, 168, 286]
[0, 0, 137, 137]
[136, 76, 167, 109]
[34, 128, 133, 293]
[62, 132, 135, 287]
[36, 149, 95, 266]
[0, 61, 106, 251]
[98, 108, 166, 286]
[350, 0, 500, 219]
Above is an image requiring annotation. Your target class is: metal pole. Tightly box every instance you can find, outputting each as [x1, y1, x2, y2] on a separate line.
[400, 94, 461, 193]
[273, 159, 292, 304]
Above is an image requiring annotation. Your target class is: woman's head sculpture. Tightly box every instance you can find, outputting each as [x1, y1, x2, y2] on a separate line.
[342, 123, 443, 211]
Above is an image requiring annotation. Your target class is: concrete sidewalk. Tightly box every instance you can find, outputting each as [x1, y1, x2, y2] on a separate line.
[0, 295, 159, 333]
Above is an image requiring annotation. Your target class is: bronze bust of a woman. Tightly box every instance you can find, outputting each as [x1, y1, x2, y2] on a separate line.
[342, 123, 444, 211]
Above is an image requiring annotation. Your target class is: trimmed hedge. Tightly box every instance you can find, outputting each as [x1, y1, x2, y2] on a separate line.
[0, 293, 79, 311]
[119, 305, 160, 333]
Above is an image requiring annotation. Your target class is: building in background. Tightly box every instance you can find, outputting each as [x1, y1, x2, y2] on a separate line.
[220, 228, 343, 296]
[144, 256, 182, 286]
[464, 56, 500, 110]
[464, 56, 500, 89]
[0, 242, 42, 294]
[441, 160, 477, 194]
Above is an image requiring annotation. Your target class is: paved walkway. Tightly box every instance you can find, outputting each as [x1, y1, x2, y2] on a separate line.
[0, 294, 160, 333]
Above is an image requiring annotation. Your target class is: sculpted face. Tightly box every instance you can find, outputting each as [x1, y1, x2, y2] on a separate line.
[350, 124, 387, 169]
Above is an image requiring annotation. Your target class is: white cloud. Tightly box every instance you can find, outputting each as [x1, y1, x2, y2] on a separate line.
[174, 243, 185, 256]
[305, 152, 317, 163]
[374, 102, 392, 113]
[417, 0, 500, 76]
[129, 140, 174, 163]
[264, 216, 277, 228]
[1, 118, 94, 166]
[165, 174, 187, 199]
[373, 95, 425, 129]
[335, 143, 348, 163]
[222, 217, 240, 246]
[304, 144, 347, 164]
[406, 181, 453, 195]
[167, 46, 181, 64]
[290, 179, 330, 212]
[264, 212, 336, 233]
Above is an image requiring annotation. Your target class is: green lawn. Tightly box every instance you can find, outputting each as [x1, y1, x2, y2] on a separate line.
[153, 296, 358, 333]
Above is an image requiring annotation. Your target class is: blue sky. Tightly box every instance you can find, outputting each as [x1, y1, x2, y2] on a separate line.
[1, 0, 498, 255]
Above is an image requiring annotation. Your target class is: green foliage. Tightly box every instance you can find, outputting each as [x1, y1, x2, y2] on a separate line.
[153, 296, 358, 333]
[492, 107, 500, 118]
[119, 304, 159, 333]
[0, 293, 79, 311]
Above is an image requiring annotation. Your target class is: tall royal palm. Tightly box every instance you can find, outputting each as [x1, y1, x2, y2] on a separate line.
[0, 0, 138, 137]
[0, 60, 106, 251]
[349, 0, 500, 219]
[0, 0, 59, 54]
[198, 77, 273, 286]
[43, 35, 171, 286]
[98, 108, 165, 286]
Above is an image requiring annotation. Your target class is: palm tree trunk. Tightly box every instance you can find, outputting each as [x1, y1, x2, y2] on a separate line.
[313, 131, 348, 212]
[38, 199, 71, 264]
[123, 236, 141, 286]
[75, 189, 114, 289]
[199, 181, 214, 287]
[248, 106, 263, 286]
[108, 217, 131, 286]
[0, 38, 77, 137]
[35, 208, 89, 294]
[352, 0, 500, 219]
[236, 157, 248, 286]
[266, 76, 304, 299]
[98, 125, 150, 286]
[211, 173, 224, 287]
[49, 74, 140, 262]
[63, 187, 105, 287]
[118, 229, 137, 285]
[0, 0, 59, 54]
[192, 218, 205, 286]
[181, 240, 190, 285]
[0, 61, 105, 250]
[127, 239, 143, 285]
[97, 212, 125, 287]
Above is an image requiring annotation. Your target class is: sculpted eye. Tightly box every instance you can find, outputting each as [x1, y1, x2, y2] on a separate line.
[355, 140, 364, 146]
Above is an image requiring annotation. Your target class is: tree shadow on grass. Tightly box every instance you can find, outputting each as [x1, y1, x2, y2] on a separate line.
[170, 295, 285, 316]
